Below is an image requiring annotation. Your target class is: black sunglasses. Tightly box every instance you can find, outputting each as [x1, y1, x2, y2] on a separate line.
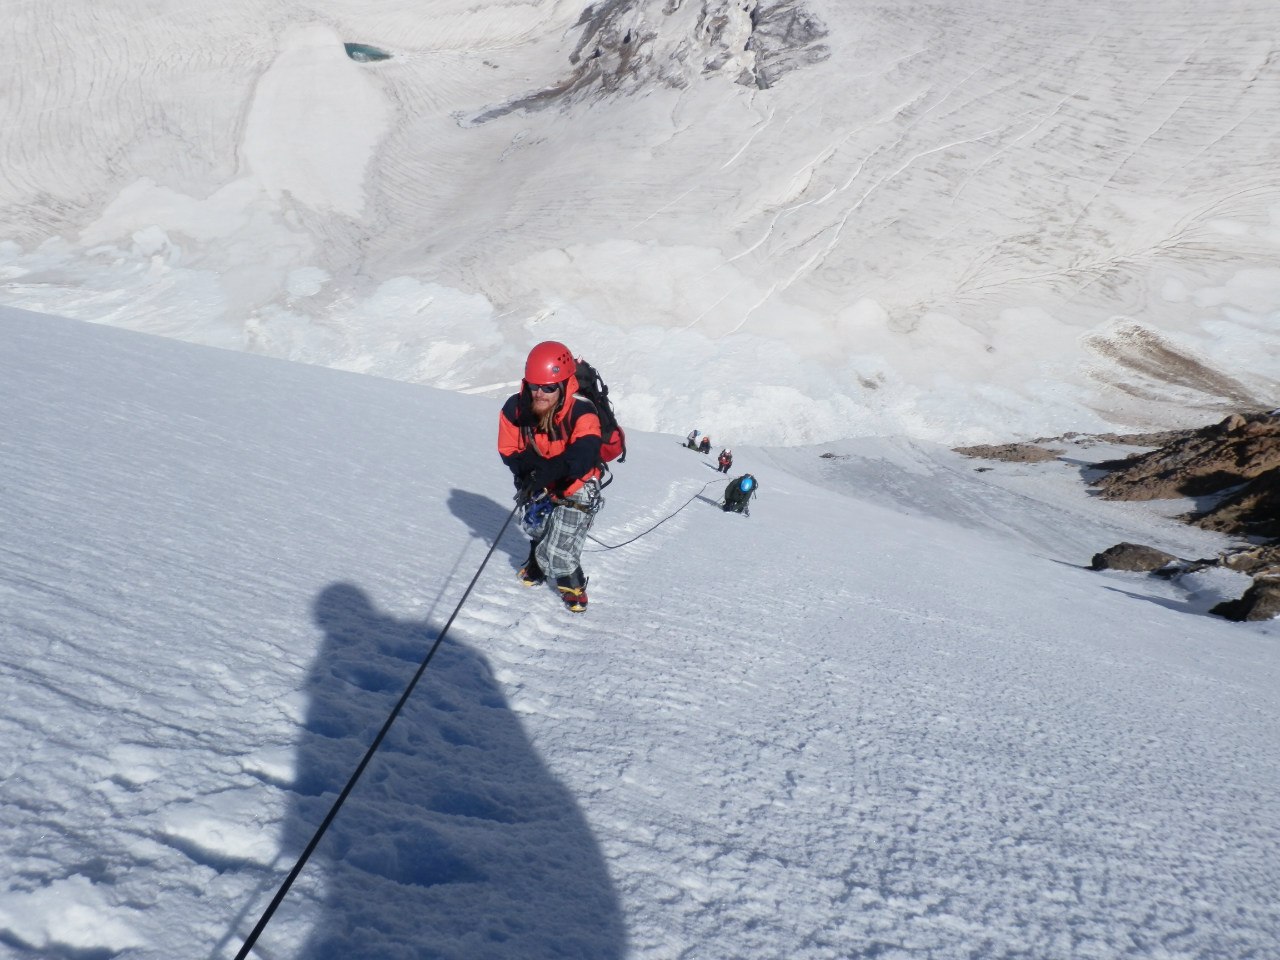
[529, 382, 561, 394]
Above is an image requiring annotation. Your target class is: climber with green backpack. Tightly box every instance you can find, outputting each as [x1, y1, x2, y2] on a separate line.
[722, 474, 757, 516]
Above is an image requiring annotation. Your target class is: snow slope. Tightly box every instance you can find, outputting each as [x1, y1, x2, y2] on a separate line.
[2, 307, 1277, 958]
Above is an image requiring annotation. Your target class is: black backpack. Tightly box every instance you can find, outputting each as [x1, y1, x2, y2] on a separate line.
[574, 358, 627, 464]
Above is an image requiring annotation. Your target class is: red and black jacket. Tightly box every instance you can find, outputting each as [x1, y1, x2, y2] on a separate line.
[497, 373, 603, 497]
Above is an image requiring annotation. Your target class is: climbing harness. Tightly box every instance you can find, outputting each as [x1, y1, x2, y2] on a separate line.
[518, 479, 606, 540]
[557, 477, 606, 515]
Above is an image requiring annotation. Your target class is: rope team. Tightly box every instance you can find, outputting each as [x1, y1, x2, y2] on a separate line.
[232, 340, 759, 956]
[500, 341, 759, 613]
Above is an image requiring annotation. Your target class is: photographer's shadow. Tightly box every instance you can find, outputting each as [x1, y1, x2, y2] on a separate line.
[283, 583, 625, 958]
[448, 488, 529, 574]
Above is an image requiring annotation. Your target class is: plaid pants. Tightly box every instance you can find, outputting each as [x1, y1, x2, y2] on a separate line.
[534, 486, 598, 579]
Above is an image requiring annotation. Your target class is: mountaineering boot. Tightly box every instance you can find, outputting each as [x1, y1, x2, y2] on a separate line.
[518, 542, 545, 586]
[555, 567, 588, 613]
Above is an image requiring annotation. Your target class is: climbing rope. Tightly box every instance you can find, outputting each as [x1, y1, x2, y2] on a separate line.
[233, 501, 520, 959]
[235, 474, 723, 950]
[585, 479, 719, 551]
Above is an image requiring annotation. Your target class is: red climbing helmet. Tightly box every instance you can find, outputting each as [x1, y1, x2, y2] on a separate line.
[524, 340, 575, 385]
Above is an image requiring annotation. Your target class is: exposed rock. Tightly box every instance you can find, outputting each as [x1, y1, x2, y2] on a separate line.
[953, 443, 1061, 463]
[1149, 558, 1219, 580]
[1192, 469, 1280, 539]
[1090, 542, 1178, 572]
[1090, 410, 1280, 536]
[975, 410, 1279, 623]
[1084, 411, 1279, 620]
[1090, 428, 1196, 448]
[744, 0, 830, 89]
[1083, 320, 1261, 411]
[1210, 571, 1280, 622]
[1220, 542, 1280, 576]
[465, 0, 829, 124]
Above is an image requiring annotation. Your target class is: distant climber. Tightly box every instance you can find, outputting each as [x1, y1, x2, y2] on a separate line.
[717, 448, 733, 474]
[722, 474, 757, 516]
[698, 436, 711, 454]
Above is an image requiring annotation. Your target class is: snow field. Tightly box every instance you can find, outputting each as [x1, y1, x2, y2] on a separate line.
[1, 309, 1278, 957]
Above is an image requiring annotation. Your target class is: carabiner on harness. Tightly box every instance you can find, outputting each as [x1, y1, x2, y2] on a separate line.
[564, 478, 605, 516]
[517, 493, 556, 539]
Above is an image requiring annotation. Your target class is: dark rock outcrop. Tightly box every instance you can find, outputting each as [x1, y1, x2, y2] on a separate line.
[961, 409, 1280, 622]
[1210, 572, 1280, 622]
[465, 0, 829, 124]
[1194, 469, 1280, 539]
[954, 442, 1062, 463]
[1087, 410, 1279, 620]
[1091, 411, 1280, 531]
[1089, 542, 1178, 572]
[1221, 542, 1280, 576]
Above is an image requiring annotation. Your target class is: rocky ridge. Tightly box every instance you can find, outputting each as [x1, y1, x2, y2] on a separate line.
[466, 0, 829, 124]
[957, 410, 1280, 622]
